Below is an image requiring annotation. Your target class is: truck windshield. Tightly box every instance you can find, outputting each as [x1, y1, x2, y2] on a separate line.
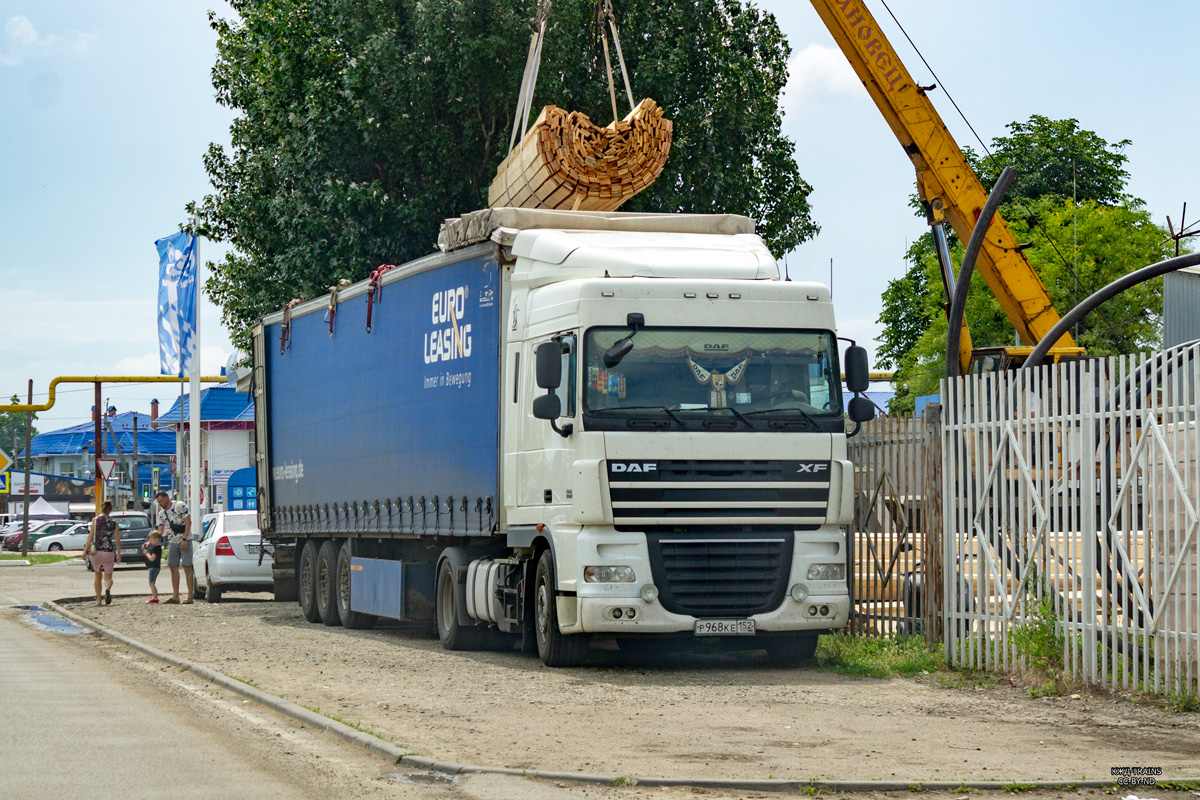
[583, 327, 843, 432]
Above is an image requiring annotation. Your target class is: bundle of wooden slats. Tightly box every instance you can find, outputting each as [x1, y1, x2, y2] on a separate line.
[488, 98, 672, 212]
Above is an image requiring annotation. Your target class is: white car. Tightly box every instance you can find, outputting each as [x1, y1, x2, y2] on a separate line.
[34, 523, 91, 551]
[194, 511, 273, 602]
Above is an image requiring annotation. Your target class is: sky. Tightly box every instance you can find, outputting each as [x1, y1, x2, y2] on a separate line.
[2, 1, 1199, 435]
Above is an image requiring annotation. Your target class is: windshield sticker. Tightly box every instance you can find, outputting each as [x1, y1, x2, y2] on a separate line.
[588, 367, 626, 398]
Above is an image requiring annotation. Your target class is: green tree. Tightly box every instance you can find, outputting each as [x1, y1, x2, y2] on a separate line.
[191, 0, 817, 349]
[888, 199, 1172, 408]
[0, 395, 38, 468]
[874, 116, 1165, 412]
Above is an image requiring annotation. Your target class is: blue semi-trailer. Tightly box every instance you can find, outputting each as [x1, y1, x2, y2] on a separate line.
[254, 208, 874, 666]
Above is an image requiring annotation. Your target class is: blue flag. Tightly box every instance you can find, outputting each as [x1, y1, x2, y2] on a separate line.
[155, 231, 198, 377]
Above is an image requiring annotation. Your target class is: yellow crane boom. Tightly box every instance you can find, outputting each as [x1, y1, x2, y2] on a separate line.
[810, 0, 1082, 373]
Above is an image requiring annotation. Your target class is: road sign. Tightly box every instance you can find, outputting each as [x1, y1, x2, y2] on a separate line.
[0, 447, 10, 475]
[97, 458, 118, 481]
[0, 473, 7, 494]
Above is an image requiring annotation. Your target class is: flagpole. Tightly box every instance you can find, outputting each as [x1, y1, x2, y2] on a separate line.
[188, 227, 202, 546]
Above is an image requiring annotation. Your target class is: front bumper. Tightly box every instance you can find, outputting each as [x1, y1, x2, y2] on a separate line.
[578, 591, 849, 634]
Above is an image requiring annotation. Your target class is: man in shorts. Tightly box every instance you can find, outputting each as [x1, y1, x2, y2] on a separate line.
[154, 491, 193, 604]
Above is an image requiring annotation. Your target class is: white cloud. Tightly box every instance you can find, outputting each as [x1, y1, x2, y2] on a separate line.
[782, 44, 860, 114]
[0, 16, 96, 66]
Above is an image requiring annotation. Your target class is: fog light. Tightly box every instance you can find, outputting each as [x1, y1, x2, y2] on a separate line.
[790, 583, 809, 603]
[639, 584, 659, 603]
[584, 565, 636, 583]
[807, 605, 819, 617]
[806, 563, 845, 581]
[612, 607, 624, 619]
[819, 605, 830, 616]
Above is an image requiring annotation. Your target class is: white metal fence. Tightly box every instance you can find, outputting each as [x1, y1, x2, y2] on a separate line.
[941, 352, 1200, 696]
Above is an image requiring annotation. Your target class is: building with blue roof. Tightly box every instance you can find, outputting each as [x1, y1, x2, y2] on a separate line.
[20, 405, 176, 512]
[156, 384, 254, 512]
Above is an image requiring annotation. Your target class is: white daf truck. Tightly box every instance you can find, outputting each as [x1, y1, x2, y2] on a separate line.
[255, 208, 874, 667]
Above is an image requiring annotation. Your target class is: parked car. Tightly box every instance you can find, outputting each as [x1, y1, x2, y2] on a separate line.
[194, 511, 273, 602]
[33, 522, 91, 552]
[84, 511, 154, 570]
[3, 520, 73, 550]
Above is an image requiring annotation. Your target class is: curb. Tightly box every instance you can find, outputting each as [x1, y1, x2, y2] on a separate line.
[46, 599, 1200, 794]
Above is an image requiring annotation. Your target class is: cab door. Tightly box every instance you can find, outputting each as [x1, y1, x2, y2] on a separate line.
[514, 333, 579, 512]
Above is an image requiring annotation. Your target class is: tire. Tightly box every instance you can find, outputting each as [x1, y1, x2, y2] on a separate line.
[316, 540, 341, 626]
[48, 543, 63, 552]
[534, 550, 589, 667]
[435, 558, 482, 651]
[336, 541, 375, 630]
[764, 633, 819, 667]
[298, 540, 321, 623]
[194, 583, 206, 600]
[207, 582, 223, 603]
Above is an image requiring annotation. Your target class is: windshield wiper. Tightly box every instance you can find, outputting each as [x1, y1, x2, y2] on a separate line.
[742, 406, 822, 427]
[684, 406, 754, 429]
[591, 405, 685, 428]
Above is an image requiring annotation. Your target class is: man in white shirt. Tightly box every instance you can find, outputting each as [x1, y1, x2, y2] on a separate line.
[154, 491, 193, 604]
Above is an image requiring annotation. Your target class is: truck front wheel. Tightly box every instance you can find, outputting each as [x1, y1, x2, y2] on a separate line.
[534, 550, 589, 668]
[764, 633, 819, 667]
[316, 540, 342, 627]
[336, 541, 375, 630]
[436, 559, 481, 651]
[298, 540, 321, 623]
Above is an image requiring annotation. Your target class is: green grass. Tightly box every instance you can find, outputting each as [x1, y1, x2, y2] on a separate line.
[1167, 685, 1200, 713]
[815, 633, 945, 678]
[0, 553, 75, 565]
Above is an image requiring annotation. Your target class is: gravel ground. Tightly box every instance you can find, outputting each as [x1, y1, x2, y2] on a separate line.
[62, 590, 1200, 785]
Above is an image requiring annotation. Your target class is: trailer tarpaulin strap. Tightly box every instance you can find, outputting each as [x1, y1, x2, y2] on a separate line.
[325, 278, 352, 337]
[279, 299, 303, 354]
[365, 264, 396, 334]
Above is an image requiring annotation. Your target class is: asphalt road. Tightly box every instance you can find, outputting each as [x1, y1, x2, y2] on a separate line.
[0, 562, 690, 800]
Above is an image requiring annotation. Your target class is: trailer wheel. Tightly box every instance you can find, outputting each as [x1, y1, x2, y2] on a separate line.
[534, 550, 589, 667]
[763, 633, 819, 667]
[298, 540, 321, 623]
[336, 541, 375, 630]
[436, 559, 481, 651]
[316, 540, 341, 626]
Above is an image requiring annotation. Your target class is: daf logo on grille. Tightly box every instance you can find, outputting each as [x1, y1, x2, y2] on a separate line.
[797, 463, 829, 473]
[610, 462, 657, 473]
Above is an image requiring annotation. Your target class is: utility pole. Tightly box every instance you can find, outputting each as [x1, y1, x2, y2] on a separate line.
[132, 413, 141, 511]
[19, 380, 32, 557]
[94, 382, 103, 516]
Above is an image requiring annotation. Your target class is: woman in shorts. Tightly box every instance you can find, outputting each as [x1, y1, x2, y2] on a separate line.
[82, 501, 121, 606]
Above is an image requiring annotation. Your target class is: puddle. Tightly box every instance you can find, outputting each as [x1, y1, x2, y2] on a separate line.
[14, 606, 86, 635]
[385, 771, 457, 787]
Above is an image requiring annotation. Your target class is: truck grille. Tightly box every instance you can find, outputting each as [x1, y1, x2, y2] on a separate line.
[648, 532, 793, 617]
[607, 459, 829, 533]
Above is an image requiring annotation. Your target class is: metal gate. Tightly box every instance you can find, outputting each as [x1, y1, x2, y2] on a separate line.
[848, 413, 942, 640]
[942, 354, 1200, 695]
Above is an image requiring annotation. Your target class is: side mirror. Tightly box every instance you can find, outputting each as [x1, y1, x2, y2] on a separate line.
[532, 393, 561, 421]
[844, 345, 870, 394]
[848, 395, 875, 424]
[535, 341, 562, 389]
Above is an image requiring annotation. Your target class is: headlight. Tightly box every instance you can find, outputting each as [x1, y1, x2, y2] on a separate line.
[583, 565, 636, 583]
[639, 584, 659, 603]
[806, 563, 845, 581]
[790, 583, 809, 603]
